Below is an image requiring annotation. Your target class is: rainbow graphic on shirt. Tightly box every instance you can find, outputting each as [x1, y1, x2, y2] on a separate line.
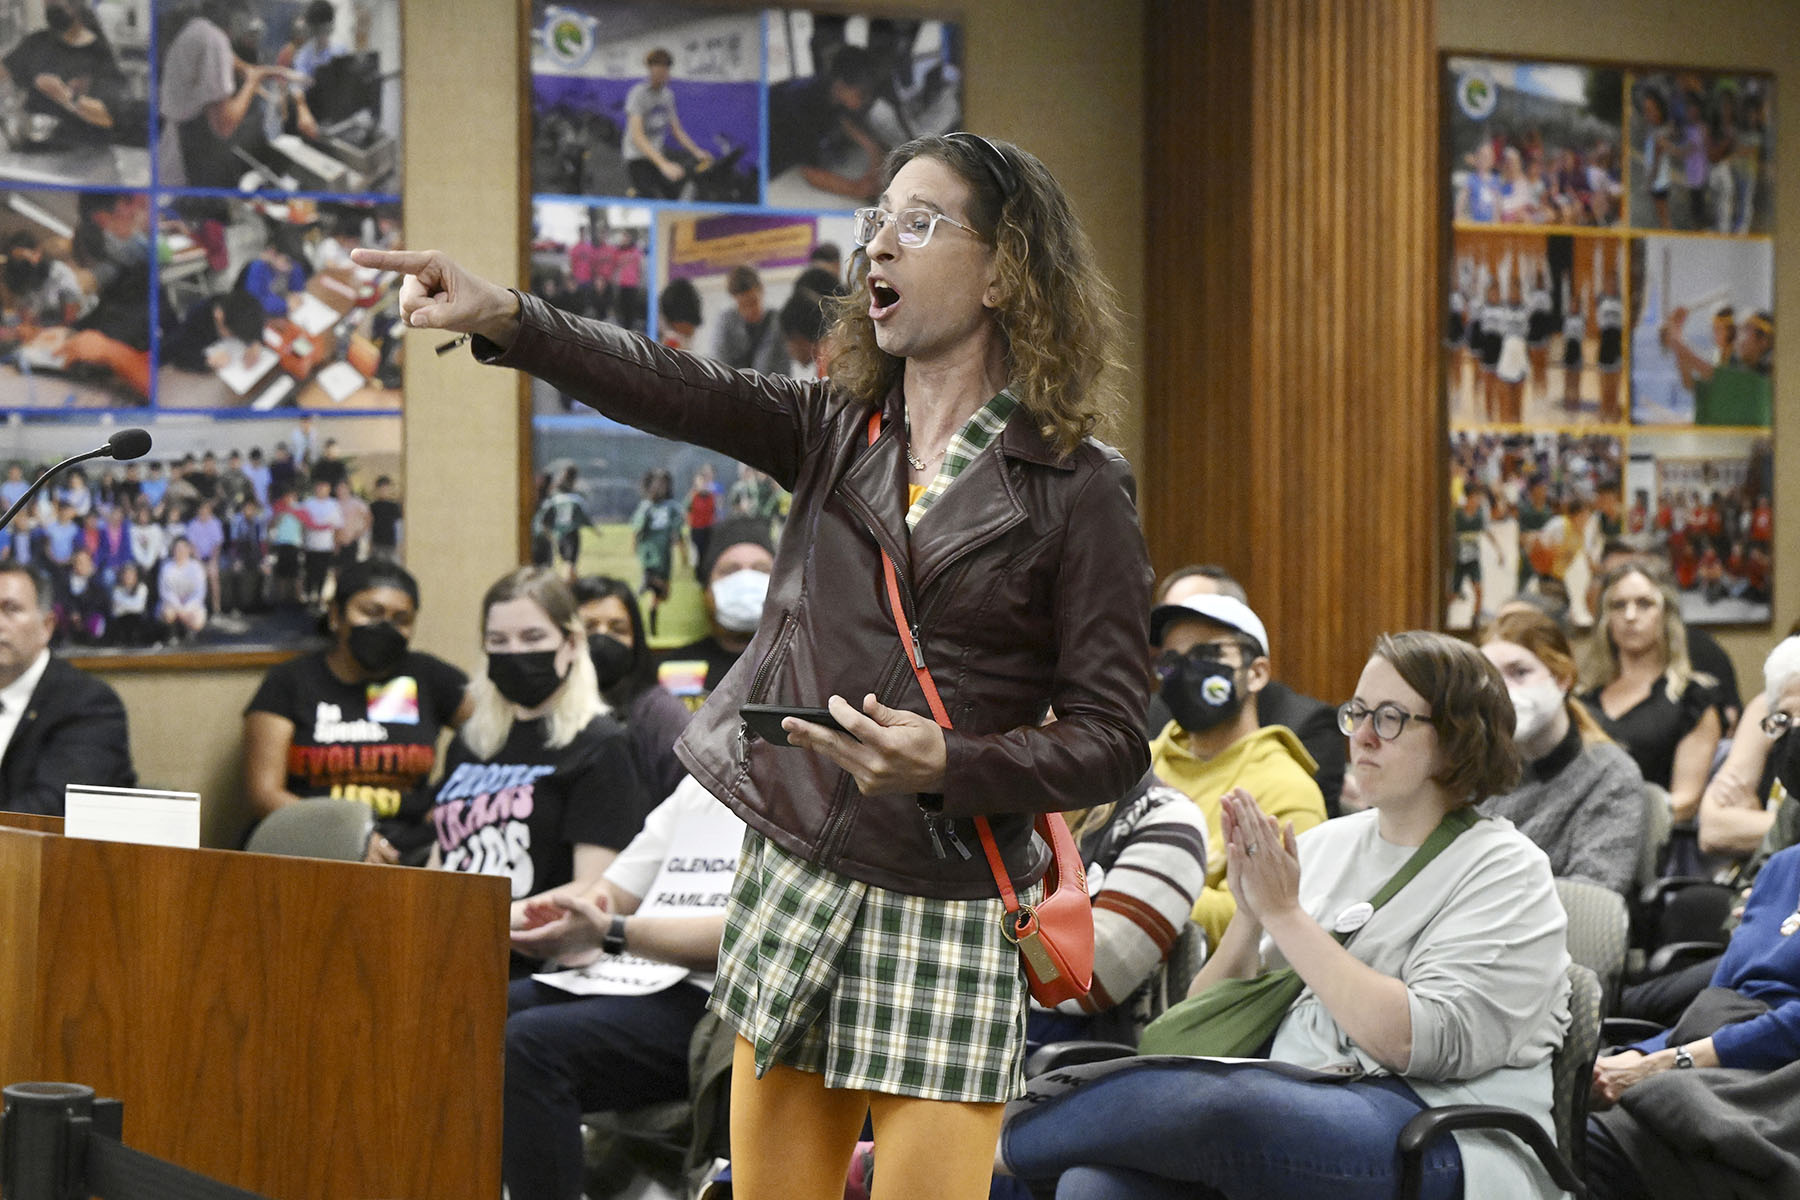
[366, 675, 421, 724]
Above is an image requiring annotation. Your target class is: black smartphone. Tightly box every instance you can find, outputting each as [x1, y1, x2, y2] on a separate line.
[739, 703, 852, 747]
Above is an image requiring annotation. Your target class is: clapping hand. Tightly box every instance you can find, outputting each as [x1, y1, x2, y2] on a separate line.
[511, 890, 611, 964]
[1221, 789, 1300, 924]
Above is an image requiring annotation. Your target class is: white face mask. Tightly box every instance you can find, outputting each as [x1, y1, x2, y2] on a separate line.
[710, 568, 769, 634]
[1508, 678, 1567, 745]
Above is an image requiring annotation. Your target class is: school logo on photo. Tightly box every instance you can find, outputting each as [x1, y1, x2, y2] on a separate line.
[541, 6, 597, 71]
[366, 676, 420, 725]
[1457, 70, 1498, 121]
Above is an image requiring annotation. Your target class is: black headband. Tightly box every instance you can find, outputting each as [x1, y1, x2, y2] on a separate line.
[945, 132, 1018, 199]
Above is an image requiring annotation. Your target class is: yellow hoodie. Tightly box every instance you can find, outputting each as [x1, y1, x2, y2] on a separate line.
[1149, 721, 1327, 947]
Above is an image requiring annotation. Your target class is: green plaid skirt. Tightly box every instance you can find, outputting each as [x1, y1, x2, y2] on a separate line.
[710, 828, 1037, 1103]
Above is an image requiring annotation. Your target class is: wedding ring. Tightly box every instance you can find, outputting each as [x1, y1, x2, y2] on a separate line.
[1246, 842, 1259, 856]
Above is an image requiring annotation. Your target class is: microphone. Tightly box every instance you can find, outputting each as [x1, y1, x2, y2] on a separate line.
[0, 427, 154, 535]
[106, 427, 152, 461]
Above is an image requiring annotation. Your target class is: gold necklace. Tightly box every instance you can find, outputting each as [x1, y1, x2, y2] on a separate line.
[905, 443, 946, 472]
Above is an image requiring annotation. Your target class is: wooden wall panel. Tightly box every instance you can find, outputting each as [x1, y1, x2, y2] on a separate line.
[1144, 0, 1440, 702]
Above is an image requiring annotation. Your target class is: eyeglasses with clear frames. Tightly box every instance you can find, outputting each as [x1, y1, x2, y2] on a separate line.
[851, 206, 979, 250]
[1761, 708, 1797, 739]
[1337, 700, 1436, 741]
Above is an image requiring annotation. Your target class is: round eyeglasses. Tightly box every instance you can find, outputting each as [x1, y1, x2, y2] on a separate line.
[1337, 700, 1435, 741]
[851, 206, 979, 250]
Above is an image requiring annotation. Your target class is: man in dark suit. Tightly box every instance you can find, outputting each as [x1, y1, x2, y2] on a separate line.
[1145, 564, 1346, 816]
[0, 562, 135, 814]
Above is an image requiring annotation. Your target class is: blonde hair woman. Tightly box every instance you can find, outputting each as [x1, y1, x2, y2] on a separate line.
[430, 567, 650, 947]
[1482, 607, 1646, 895]
[1579, 558, 1721, 822]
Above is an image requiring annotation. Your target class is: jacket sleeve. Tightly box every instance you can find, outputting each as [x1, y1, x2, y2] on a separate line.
[937, 452, 1153, 819]
[8, 671, 136, 815]
[478, 292, 841, 492]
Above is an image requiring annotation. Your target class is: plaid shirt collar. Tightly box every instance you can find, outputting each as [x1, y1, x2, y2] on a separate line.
[905, 389, 1019, 530]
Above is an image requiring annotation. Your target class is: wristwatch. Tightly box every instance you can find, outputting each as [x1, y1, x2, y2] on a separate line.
[1672, 1044, 1695, 1069]
[602, 914, 628, 957]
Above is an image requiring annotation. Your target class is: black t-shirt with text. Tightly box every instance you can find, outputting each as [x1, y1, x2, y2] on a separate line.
[246, 649, 468, 851]
[431, 714, 648, 899]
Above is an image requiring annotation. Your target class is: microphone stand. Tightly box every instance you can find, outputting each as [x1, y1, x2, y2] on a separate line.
[0, 445, 119, 536]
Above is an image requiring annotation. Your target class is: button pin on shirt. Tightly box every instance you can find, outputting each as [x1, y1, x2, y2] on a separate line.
[1333, 901, 1374, 934]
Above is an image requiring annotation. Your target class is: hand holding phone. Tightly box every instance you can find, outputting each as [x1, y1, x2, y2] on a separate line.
[739, 702, 852, 747]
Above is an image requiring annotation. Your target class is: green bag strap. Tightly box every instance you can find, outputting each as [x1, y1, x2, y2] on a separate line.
[1336, 806, 1482, 944]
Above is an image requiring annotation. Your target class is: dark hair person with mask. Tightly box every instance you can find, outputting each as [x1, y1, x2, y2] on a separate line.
[0, 0, 129, 150]
[573, 573, 692, 802]
[243, 559, 473, 864]
[428, 567, 650, 961]
[1146, 592, 1328, 950]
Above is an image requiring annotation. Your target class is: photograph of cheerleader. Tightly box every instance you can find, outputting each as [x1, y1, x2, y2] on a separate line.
[1447, 56, 1625, 227]
[1627, 72, 1772, 235]
[1623, 431, 1773, 625]
[1447, 230, 1624, 427]
[1447, 430, 1624, 630]
[1628, 234, 1772, 427]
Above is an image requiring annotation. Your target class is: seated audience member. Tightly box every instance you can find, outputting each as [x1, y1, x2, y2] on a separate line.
[573, 575, 691, 803]
[503, 775, 744, 1200]
[1031, 769, 1210, 1050]
[1480, 608, 1646, 896]
[1146, 565, 1347, 813]
[655, 516, 774, 711]
[430, 568, 650, 958]
[1580, 559, 1721, 824]
[998, 633, 1570, 1200]
[0, 562, 135, 813]
[1587, 840, 1800, 1200]
[155, 535, 208, 640]
[1698, 635, 1800, 861]
[1595, 540, 1740, 733]
[243, 559, 470, 863]
[108, 561, 149, 646]
[1147, 591, 1326, 949]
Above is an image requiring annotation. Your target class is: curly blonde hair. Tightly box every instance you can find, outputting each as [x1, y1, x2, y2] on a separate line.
[825, 134, 1126, 457]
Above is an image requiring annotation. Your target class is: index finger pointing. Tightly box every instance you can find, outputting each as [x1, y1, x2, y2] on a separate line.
[351, 247, 432, 274]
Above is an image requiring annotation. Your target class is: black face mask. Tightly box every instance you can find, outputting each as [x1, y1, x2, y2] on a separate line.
[1776, 732, 1800, 804]
[346, 620, 408, 676]
[488, 649, 566, 710]
[1160, 655, 1246, 733]
[588, 633, 634, 691]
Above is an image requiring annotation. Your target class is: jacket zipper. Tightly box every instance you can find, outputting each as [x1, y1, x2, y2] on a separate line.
[738, 610, 797, 764]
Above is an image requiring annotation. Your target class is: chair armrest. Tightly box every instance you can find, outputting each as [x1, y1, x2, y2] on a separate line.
[1024, 1040, 1135, 1078]
[1643, 941, 1726, 978]
[1397, 1105, 1586, 1200]
[1600, 1017, 1668, 1049]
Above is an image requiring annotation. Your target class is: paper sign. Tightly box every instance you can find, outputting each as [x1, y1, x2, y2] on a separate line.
[64, 785, 201, 849]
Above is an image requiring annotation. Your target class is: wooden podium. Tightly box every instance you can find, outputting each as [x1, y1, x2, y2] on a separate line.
[0, 815, 511, 1198]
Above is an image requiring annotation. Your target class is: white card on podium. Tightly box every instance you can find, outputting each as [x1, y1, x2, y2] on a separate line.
[63, 785, 201, 849]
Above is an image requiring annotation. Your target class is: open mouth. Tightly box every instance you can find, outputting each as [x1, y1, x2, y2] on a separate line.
[869, 280, 901, 316]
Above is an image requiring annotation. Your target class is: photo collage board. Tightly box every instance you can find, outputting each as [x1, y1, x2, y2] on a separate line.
[0, 0, 405, 662]
[1444, 55, 1775, 631]
[527, 2, 964, 658]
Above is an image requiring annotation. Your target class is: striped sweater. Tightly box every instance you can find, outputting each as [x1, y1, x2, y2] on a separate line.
[1047, 771, 1210, 1041]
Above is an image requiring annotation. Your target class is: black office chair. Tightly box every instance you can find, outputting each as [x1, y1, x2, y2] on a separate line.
[1396, 962, 1602, 1200]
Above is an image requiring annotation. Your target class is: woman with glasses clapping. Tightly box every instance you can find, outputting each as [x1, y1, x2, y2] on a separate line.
[998, 632, 1571, 1200]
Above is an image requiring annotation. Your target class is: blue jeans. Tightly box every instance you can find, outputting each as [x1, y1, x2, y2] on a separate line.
[503, 978, 710, 1200]
[1000, 1059, 1463, 1200]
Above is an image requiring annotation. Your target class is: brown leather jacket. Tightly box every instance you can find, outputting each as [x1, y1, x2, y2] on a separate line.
[482, 295, 1152, 899]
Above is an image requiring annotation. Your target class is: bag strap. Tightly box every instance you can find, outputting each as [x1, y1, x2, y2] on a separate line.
[1342, 806, 1481, 942]
[866, 410, 1022, 913]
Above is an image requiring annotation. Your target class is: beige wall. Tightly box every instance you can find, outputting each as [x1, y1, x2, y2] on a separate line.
[94, 0, 1147, 845]
[1441, 0, 1800, 694]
